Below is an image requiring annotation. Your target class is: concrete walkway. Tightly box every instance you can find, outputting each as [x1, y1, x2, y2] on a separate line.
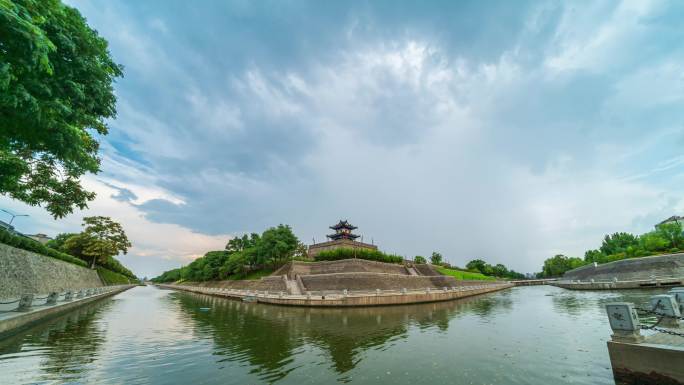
[0, 285, 135, 336]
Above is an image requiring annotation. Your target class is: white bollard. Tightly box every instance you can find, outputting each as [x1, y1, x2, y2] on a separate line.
[46, 292, 59, 305]
[650, 294, 681, 328]
[606, 302, 643, 342]
[18, 294, 33, 311]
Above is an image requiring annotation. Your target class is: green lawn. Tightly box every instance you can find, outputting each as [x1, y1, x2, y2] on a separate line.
[436, 267, 496, 281]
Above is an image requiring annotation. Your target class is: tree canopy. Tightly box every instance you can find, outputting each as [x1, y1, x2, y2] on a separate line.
[63, 216, 131, 268]
[0, 0, 122, 217]
[465, 258, 525, 279]
[538, 221, 684, 277]
[430, 251, 443, 265]
[153, 224, 301, 283]
[414, 255, 426, 264]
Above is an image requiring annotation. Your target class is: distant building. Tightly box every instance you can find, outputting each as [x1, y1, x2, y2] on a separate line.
[308, 220, 378, 259]
[656, 215, 683, 228]
[26, 233, 53, 244]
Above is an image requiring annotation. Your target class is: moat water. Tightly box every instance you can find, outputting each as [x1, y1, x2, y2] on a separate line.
[0, 285, 668, 384]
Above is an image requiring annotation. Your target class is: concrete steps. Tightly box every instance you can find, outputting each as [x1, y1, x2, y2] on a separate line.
[285, 278, 302, 295]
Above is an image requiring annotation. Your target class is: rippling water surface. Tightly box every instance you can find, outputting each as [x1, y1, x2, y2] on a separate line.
[0, 285, 669, 384]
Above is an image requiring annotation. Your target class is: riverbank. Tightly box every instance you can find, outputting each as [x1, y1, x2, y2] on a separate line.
[0, 243, 104, 297]
[156, 282, 513, 307]
[0, 285, 134, 336]
[553, 252, 684, 290]
[1, 285, 660, 384]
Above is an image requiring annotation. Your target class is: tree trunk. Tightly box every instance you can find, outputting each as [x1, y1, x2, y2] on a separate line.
[91, 255, 97, 269]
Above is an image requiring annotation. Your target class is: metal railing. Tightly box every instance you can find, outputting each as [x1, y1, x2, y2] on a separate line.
[0, 285, 132, 313]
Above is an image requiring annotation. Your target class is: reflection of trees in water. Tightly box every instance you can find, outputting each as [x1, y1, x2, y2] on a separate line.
[173, 291, 511, 378]
[0, 300, 112, 382]
[174, 294, 298, 383]
[550, 294, 587, 316]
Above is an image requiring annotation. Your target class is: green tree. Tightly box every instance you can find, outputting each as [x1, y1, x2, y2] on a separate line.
[541, 254, 585, 278]
[65, 216, 131, 268]
[45, 232, 78, 252]
[655, 221, 683, 250]
[258, 224, 299, 267]
[293, 242, 308, 259]
[0, 0, 123, 218]
[492, 263, 508, 277]
[583, 249, 605, 263]
[414, 255, 426, 264]
[225, 233, 260, 252]
[466, 259, 486, 273]
[430, 251, 443, 265]
[639, 231, 669, 252]
[599, 232, 638, 255]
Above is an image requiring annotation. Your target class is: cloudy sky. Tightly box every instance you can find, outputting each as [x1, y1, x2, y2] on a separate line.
[3, 0, 683, 277]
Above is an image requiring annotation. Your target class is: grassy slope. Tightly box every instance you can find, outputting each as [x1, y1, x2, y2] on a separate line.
[228, 269, 274, 280]
[97, 267, 132, 285]
[436, 266, 496, 281]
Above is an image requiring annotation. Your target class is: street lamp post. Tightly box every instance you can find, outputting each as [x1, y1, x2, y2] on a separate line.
[1, 209, 29, 225]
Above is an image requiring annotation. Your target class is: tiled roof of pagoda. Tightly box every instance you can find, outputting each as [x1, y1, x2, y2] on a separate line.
[329, 220, 357, 230]
[327, 232, 360, 240]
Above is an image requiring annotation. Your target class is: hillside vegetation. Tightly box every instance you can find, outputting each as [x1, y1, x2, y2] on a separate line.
[436, 267, 496, 281]
[538, 221, 684, 278]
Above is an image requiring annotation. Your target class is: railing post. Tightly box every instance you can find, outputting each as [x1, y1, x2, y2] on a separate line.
[650, 295, 681, 328]
[46, 292, 59, 305]
[605, 302, 643, 343]
[18, 294, 33, 312]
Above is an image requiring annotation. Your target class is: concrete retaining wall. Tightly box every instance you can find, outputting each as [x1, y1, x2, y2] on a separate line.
[284, 259, 410, 278]
[562, 253, 684, 282]
[182, 276, 287, 292]
[299, 272, 460, 292]
[0, 243, 103, 298]
[158, 282, 514, 307]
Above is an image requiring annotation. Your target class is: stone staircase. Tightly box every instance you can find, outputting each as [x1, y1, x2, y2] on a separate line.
[284, 277, 302, 295]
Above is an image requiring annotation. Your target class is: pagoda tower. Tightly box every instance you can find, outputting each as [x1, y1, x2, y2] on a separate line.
[327, 220, 360, 241]
[307, 219, 378, 259]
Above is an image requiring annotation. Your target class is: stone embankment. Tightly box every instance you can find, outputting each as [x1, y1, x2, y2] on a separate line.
[0, 285, 134, 336]
[552, 253, 684, 290]
[0, 243, 103, 297]
[167, 258, 513, 307]
[180, 259, 482, 295]
[157, 282, 513, 307]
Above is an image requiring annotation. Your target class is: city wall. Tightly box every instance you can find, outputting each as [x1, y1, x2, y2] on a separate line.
[0, 243, 103, 298]
[553, 253, 684, 290]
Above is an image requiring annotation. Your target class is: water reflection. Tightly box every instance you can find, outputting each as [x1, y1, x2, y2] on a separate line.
[0, 300, 111, 383]
[0, 285, 676, 385]
[170, 291, 514, 380]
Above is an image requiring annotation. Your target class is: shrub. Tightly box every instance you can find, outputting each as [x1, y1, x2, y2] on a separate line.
[315, 248, 404, 264]
[97, 267, 132, 285]
[0, 228, 88, 267]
